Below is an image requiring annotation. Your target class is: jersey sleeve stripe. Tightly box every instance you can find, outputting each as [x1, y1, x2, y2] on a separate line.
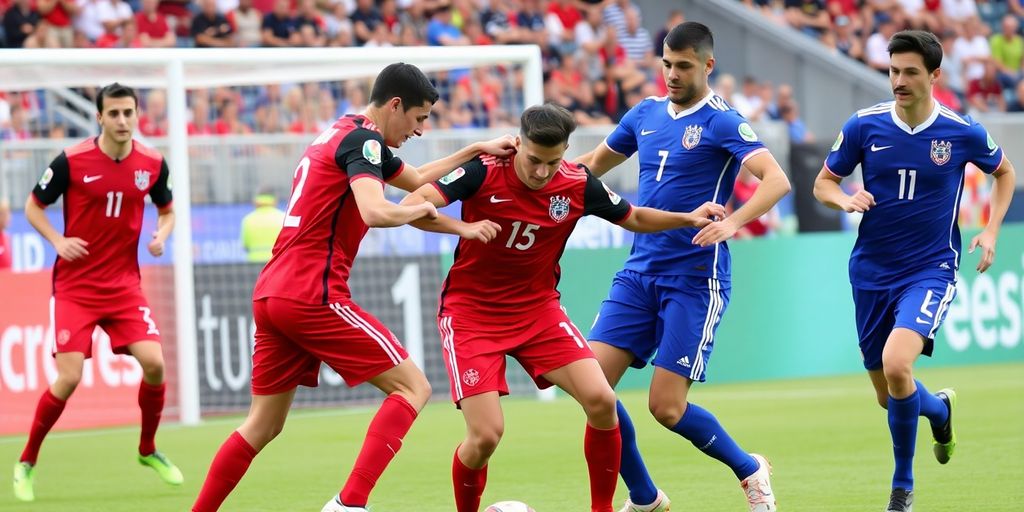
[823, 162, 843, 178]
[349, 174, 384, 185]
[429, 181, 452, 203]
[739, 147, 769, 165]
[602, 139, 628, 156]
[611, 205, 634, 225]
[385, 161, 407, 182]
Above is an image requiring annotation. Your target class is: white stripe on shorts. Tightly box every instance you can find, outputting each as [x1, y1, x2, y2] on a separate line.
[928, 283, 956, 339]
[330, 303, 401, 365]
[438, 316, 463, 401]
[692, 279, 724, 380]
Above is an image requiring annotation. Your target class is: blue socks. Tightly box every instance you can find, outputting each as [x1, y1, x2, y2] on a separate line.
[671, 403, 759, 480]
[914, 379, 949, 428]
[616, 401, 659, 506]
[888, 392, 920, 489]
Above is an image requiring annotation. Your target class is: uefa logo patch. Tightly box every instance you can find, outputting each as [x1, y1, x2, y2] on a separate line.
[462, 369, 480, 387]
[930, 140, 952, 165]
[682, 125, 703, 150]
[549, 195, 571, 222]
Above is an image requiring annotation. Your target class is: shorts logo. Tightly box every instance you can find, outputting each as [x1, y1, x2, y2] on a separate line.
[57, 329, 71, 345]
[462, 369, 480, 387]
[676, 356, 691, 368]
[549, 195, 571, 222]
[134, 169, 151, 190]
[682, 125, 703, 150]
[362, 139, 383, 166]
[930, 139, 952, 166]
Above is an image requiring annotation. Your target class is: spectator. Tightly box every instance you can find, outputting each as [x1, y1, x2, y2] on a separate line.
[574, 4, 605, 55]
[97, 0, 133, 39]
[240, 190, 285, 263]
[350, 0, 381, 45]
[602, 0, 639, 41]
[294, 0, 325, 46]
[990, 15, 1023, 89]
[784, 0, 831, 38]
[214, 96, 252, 135]
[191, 0, 235, 47]
[942, 0, 978, 24]
[865, 13, 899, 73]
[3, 0, 42, 48]
[227, 0, 262, 47]
[36, 0, 77, 47]
[735, 75, 767, 121]
[833, 15, 863, 60]
[545, 0, 581, 55]
[732, 167, 780, 238]
[136, 0, 176, 47]
[261, 0, 297, 46]
[322, 0, 352, 45]
[571, 82, 612, 125]
[954, 17, 993, 84]
[396, 0, 427, 43]
[618, 7, 652, 66]
[966, 60, 1007, 112]
[1, 104, 32, 139]
[462, 15, 490, 45]
[653, 10, 684, 57]
[379, 0, 398, 33]
[941, 31, 967, 95]
[780, 100, 814, 142]
[933, 71, 964, 112]
[315, 89, 337, 131]
[75, 0, 109, 43]
[426, 0, 468, 45]
[188, 94, 216, 135]
[139, 89, 168, 137]
[1008, 79, 1024, 111]
[0, 199, 10, 270]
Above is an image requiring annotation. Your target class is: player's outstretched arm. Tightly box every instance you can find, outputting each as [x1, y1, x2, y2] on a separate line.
[388, 135, 516, 192]
[970, 156, 1016, 273]
[148, 207, 175, 257]
[619, 202, 727, 233]
[350, 178, 438, 227]
[813, 167, 876, 213]
[692, 152, 791, 247]
[575, 142, 629, 177]
[24, 194, 89, 261]
[399, 185, 501, 243]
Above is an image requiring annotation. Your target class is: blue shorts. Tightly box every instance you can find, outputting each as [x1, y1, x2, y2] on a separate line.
[852, 278, 957, 370]
[588, 270, 730, 382]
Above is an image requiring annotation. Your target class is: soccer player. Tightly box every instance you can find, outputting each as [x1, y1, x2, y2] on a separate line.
[400, 103, 728, 512]
[813, 31, 1016, 512]
[191, 63, 515, 512]
[13, 83, 180, 502]
[574, 22, 791, 512]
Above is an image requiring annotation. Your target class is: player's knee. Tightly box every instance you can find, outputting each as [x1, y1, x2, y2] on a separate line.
[53, 372, 81, 398]
[881, 360, 912, 386]
[580, 387, 618, 424]
[467, 425, 503, 457]
[648, 400, 685, 428]
[393, 372, 431, 410]
[139, 358, 165, 382]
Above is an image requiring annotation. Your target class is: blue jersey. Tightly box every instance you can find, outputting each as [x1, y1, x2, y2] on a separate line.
[825, 101, 1004, 289]
[605, 91, 767, 280]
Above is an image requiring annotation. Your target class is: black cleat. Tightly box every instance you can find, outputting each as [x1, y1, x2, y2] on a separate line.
[885, 487, 914, 512]
[931, 388, 957, 464]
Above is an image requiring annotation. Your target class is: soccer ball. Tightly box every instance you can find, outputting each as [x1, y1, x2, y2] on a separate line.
[484, 501, 535, 512]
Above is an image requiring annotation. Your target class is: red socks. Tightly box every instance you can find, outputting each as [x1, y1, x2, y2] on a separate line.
[452, 447, 488, 512]
[138, 381, 165, 456]
[338, 394, 418, 506]
[585, 424, 622, 512]
[192, 431, 258, 512]
[19, 389, 67, 465]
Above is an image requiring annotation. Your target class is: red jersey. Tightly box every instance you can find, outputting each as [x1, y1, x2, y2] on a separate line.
[32, 138, 173, 303]
[0, 232, 11, 269]
[433, 155, 632, 319]
[253, 115, 405, 305]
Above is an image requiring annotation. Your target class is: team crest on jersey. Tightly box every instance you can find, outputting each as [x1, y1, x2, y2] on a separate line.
[682, 125, 703, 150]
[549, 195, 571, 222]
[930, 140, 952, 165]
[134, 169, 151, 190]
[362, 139, 382, 165]
[462, 369, 480, 387]
[38, 167, 54, 190]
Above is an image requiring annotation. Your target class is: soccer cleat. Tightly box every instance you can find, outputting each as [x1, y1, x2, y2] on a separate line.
[320, 495, 368, 512]
[931, 388, 957, 464]
[740, 454, 777, 512]
[885, 487, 913, 512]
[617, 488, 671, 512]
[138, 450, 184, 485]
[12, 462, 35, 502]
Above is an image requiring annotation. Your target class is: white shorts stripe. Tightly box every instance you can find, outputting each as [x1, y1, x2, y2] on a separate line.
[439, 316, 463, 400]
[692, 279, 723, 380]
[330, 303, 401, 365]
[928, 283, 956, 339]
[49, 296, 56, 355]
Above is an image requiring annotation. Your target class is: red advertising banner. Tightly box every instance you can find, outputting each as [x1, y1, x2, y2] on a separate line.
[0, 268, 178, 436]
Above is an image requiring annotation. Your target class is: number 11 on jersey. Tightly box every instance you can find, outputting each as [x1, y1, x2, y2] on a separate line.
[897, 168, 917, 200]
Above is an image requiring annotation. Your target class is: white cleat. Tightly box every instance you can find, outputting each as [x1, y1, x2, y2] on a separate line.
[617, 488, 671, 512]
[320, 495, 368, 512]
[740, 454, 777, 511]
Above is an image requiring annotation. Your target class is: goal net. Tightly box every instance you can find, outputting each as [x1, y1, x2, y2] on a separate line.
[0, 46, 546, 428]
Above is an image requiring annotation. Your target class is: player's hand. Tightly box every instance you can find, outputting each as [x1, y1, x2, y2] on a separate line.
[148, 232, 165, 257]
[691, 217, 739, 247]
[969, 229, 997, 273]
[56, 237, 89, 261]
[842, 189, 875, 213]
[418, 202, 439, 220]
[458, 220, 502, 243]
[689, 201, 727, 226]
[477, 134, 516, 157]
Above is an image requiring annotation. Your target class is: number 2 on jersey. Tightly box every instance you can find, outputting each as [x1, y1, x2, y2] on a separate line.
[283, 157, 311, 228]
[897, 168, 917, 200]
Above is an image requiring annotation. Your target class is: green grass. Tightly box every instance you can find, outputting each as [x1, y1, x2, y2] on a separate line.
[2, 363, 1022, 511]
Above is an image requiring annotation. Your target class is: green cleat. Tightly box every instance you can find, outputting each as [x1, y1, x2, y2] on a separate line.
[13, 461, 34, 502]
[931, 388, 957, 464]
[138, 451, 184, 485]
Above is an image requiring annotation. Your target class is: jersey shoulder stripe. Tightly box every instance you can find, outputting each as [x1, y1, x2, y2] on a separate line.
[480, 154, 511, 167]
[557, 161, 587, 179]
[708, 95, 730, 111]
[65, 138, 96, 157]
[857, 101, 893, 117]
[938, 107, 969, 126]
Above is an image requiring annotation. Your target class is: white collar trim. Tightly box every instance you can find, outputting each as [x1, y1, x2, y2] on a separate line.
[889, 100, 940, 135]
[666, 89, 714, 120]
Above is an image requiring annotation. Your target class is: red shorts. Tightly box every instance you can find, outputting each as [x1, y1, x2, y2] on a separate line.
[437, 306, 593, 403]
[52, 294, 161, 358]
[251, 297, 408, 395]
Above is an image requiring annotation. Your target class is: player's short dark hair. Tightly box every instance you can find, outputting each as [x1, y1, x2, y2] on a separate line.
[369, 62, 440, 110]
[888, 30, 943, 72]
[520, 103, 576, 147]
[664, 21, 714, 57]
[96, 83, 138, 113]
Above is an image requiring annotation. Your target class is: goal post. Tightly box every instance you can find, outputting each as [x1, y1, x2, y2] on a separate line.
[0, 46, 547, 426]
